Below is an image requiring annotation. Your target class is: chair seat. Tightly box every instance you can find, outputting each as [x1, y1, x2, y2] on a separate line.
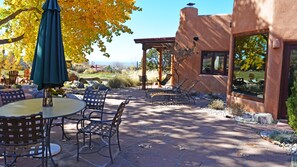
[62, 88, 109, 140]
[79, 122, 117, 137]
[76, 97, 130, 163]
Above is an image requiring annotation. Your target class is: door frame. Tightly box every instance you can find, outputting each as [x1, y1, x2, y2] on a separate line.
[279, 42, 297, 118]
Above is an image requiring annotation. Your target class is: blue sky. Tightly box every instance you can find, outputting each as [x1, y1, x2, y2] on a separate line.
[90, 0, 234, 64]
[0, 0, 234, 64]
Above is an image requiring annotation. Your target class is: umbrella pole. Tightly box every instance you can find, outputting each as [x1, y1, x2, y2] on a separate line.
[43, 88, 53, 107]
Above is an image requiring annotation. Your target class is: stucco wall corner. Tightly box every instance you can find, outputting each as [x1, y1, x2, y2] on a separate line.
[180, 7, 198, 22]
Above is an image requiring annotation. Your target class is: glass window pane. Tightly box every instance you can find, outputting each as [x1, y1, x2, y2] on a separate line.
[232, 33, 268, 99]
[202, 52, 212, 74]
[214, 52, 226, 75]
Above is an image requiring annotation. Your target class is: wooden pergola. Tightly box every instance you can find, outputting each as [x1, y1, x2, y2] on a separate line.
[134, 37, 175, 90]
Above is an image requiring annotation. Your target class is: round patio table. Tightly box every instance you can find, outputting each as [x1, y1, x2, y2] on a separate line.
[0, 98, 86, 166]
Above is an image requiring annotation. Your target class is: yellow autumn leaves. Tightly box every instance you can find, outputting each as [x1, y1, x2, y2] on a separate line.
[0, 0, 141, 64]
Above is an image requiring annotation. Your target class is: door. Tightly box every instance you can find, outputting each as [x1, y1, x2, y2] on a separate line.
[279, 43, 297, 118]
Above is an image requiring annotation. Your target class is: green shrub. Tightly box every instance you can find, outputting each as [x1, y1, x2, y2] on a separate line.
[11, 84, 22, 89]
[208, 99, 225, 110]
[51, 88, 65, 96]
[286, 81, 297, 131]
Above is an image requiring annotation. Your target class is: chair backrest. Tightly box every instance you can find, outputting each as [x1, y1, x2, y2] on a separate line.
[0, 113, 44, 147]
[24, 68, 30, 80]
[8, 71, 19, 85]
[0, 88, 26, 105]
[0, 112, 45, 165]
[157, 74, 172, 85]
[111, 97, 130, 128]
[83, 87, 109, 110]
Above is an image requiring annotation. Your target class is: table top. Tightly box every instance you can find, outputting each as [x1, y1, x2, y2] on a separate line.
[0, 98, 86, 119]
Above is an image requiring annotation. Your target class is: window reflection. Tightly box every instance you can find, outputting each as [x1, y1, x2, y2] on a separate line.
[232, 33, 268, 99]
[201, 51, 228, 75]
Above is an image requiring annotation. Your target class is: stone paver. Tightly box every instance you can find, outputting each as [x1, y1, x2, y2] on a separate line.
[0, 87, 292, 167]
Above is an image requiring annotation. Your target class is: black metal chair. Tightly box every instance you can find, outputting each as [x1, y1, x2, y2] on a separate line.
[8, 70, 19, 85]
[76, 97, 130, 163]
[157, 74, 172, 86]
[0, 112, 45, 167]
[0, 88, 26, 105]
[61, 87, 109, 140]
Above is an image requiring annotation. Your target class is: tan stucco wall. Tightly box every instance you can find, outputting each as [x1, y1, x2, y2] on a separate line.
[174, 7, 231, 93]
[227, 0, 297, 119]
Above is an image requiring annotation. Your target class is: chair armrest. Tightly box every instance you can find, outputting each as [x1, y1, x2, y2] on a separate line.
[88, 110, 115, 118]
[76, 118, 89, 130]
[89, 119, 113, 124]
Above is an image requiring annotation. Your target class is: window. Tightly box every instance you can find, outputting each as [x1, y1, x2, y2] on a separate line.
[231, 32, 268, 100]
[201, 51, 229, 75]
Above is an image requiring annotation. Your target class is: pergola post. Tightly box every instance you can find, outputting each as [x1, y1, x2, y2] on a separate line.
[171, 54, 174, 86]
[142, 49, 147, 90]
[134, 37, 175, 90]
[157, 49, 163, 87]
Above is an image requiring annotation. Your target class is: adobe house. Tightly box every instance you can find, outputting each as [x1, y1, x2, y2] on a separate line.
[135, 6, 231, 92]
[227, 0, 297, 119]
[173, 7, 231, 93]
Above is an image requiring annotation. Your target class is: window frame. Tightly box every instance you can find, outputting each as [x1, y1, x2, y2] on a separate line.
[230, 31, 269, 102]
[200, 51, 229, 75]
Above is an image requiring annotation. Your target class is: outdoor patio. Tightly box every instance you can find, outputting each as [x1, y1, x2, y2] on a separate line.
[0, 87, 292, 167]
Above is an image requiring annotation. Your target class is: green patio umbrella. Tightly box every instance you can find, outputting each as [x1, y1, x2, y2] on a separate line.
[31, 0, 68, 107]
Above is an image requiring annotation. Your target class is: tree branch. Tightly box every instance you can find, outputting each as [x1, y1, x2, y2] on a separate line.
[0, 7, 41, 26]
[0, 34, 24, 45]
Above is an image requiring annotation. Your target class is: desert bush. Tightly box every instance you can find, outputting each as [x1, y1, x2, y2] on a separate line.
[107, 76, 137, 88]
[68, 70, 79, 81]
[227, 103, 245, 116]
[208, 99, 225, 110]
[122, 77, 137, 87]
[107, 77, 124, 88]
[75, 66, 86, 73]
[83, 68, 97, 74]
[286, 80, 297, 131]
[73, 63, 89, 73]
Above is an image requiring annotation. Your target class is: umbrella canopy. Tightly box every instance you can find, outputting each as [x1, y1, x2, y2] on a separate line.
[31, 0, 68, 90]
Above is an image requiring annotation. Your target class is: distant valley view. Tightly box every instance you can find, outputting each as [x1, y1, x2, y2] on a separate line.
[89, 61, 139, 68]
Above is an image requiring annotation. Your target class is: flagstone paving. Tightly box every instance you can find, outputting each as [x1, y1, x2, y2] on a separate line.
[0, 87, 292, 167]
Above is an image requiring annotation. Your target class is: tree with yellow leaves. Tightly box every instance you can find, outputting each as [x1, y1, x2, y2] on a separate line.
[0, 0, 141, 63]
[3, 51, 22, 71]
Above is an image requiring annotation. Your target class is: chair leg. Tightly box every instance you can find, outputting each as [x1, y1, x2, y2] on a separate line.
[61, 118, 71, 140]
[109, 136, 113, 163]
[88, 133, 92, 148]
[4, 153, 17, 167]
[117, 130, 121, 151]
[83, 132, 86, 146]
[76, 132, 80, 161]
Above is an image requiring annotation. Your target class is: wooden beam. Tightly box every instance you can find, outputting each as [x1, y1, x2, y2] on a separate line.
[157, 49, 163, 87]
[142, 49, 147, 90]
